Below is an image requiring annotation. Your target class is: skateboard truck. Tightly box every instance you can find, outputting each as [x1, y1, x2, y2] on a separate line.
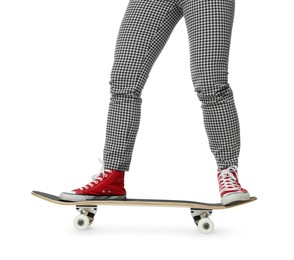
[190, 209, 214, 233]
[74, 206, 97, 230]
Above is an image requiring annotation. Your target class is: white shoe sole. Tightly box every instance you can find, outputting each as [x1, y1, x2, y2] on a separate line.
[59, 192, 126, 202]
[221, 192, 250, 205]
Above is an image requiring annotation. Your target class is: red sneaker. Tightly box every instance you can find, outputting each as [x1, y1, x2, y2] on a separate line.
[218, 166, 250, 205]
[60, 161, 126, 202]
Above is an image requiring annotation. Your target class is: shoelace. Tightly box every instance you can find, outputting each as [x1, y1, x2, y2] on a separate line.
[218, 166, 240, 192]
[79, 158, 112, 191]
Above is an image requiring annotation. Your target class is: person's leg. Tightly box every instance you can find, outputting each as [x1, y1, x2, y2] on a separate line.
[183, 0, 239, 169]
[104, 0, 183, 171]
[60, 0, 183, 201]
[182, 0, 249, 204]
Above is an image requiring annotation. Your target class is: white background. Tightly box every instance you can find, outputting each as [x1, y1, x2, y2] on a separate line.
[0, 0, 292, 259]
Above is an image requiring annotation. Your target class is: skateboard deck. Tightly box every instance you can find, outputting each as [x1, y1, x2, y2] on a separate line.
[32, 191, 257, 233]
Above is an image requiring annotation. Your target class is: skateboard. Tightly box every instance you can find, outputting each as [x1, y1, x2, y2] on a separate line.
[31, 191, 257, 233]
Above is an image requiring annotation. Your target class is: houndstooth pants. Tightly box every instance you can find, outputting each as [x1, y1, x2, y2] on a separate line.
[103, 0, 240, 171]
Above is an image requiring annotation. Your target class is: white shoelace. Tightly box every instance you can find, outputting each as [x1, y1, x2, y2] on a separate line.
[218, 166, 240, 192]
[79, 158, 112, 191]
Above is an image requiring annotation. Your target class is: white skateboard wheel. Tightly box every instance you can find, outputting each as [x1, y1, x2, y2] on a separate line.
[197, 217, 214, 234]
[73, 214, 90, 230]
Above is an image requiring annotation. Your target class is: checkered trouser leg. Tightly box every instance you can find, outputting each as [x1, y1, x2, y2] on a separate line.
[182, 0, 239, 169]
[104, 0, 239, 171]
[103, 1, 183, 171]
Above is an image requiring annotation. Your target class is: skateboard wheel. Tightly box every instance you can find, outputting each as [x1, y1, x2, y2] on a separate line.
[73, 214, 90, 230]
[197, 217, 214, 234]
